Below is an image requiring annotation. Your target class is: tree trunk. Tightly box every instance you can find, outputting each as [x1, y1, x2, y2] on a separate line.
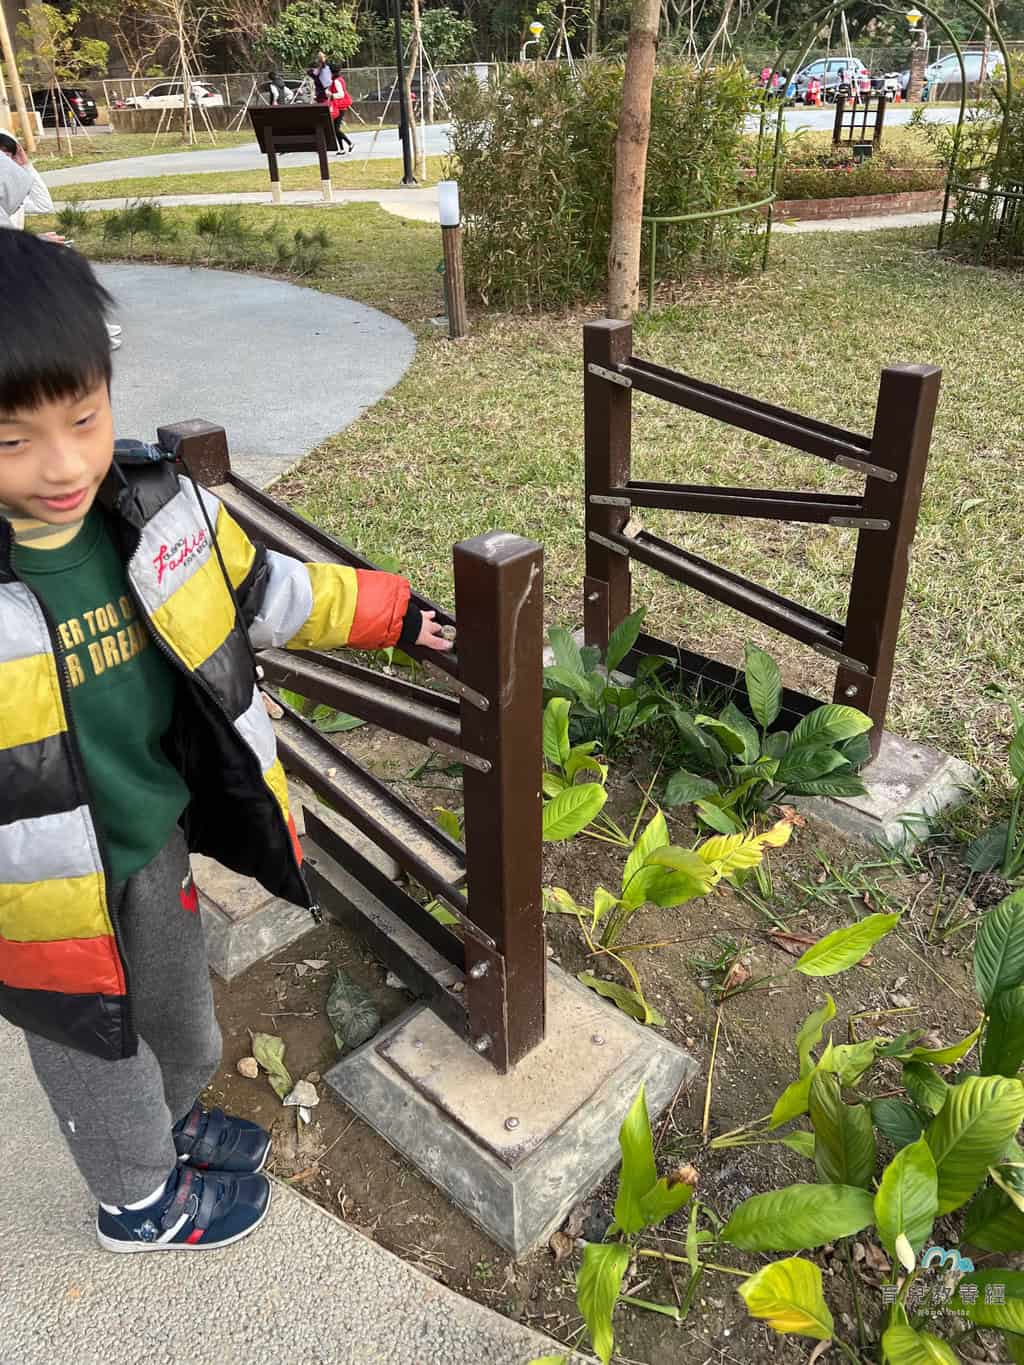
[607, 0, 661, 319]
[406, 0, 426, 181]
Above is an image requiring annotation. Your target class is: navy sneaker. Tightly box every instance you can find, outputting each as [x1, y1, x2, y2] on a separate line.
[96, 1164, 271, 1253]
[173, 1102, 271, 1174]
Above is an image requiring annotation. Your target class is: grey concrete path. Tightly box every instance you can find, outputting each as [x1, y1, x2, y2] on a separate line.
[96, 261, 415, 487]
[40, 106, 958, 190]
[60, 185, 441, 224]
[774, 208, 943, 233]
[0, 1020, 579, 1365]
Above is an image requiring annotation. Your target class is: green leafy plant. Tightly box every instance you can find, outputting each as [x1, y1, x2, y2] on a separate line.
[541, 696, 642, 846]
[101, 200, 178, 256]
[543, 610, 665, 758]
[663, 645, 872, 829]
[711, 888, 1024, 1363]
[963, 690, 1024, 880]
[277, 687, 364, 735]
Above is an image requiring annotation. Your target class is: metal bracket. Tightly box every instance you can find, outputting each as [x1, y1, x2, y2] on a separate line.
[622, 515, 644, 540]
[421, 660, 490, 712]
[587, 531, 630, 557]
[427, 736, 493, 773]
[810, 643, 871, 674]
[588, 494, 632, 508]
[828, 516, 892, 531]
[835, 455, 899, 484]
[587, 362, 632, 389]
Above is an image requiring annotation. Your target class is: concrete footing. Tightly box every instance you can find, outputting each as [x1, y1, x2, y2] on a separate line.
[325, 965, 696, 1256]
[196, 778, 401, 980]
[797, 730, 977, 847]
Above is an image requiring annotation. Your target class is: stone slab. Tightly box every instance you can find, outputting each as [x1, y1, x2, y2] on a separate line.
[325, 965, 697, 1256]
[798, 729, 977, 847]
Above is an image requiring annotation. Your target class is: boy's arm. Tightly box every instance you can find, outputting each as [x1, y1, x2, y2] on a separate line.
[200, 486, 424, 653]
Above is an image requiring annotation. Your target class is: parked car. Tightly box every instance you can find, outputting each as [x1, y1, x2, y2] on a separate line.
[789, 57, 870, 102]
[124, 81, 225, 109]
[31, 86, 98, 126]
[900, 50, 1001, 97]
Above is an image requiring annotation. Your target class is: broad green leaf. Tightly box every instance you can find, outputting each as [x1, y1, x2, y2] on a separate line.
[697, 821, 792, 876]
[613, 1086, 657, 1235]
[664, 768, 719, 807]
[982, 986, 1024, 1077]
[871, 1099, 926, 1150]
[622, 810, 670, 888]
[789, 774, 869, 799]
[695, 715, 748, 756]
[543, 886, 583, 916]
[793, 913, 900, 977]
[721, 1183, 875, 1251]
[577, 973, 665, 1027]
[810, 1073, 876, 1189]
[906, 1024, 982, 1066]
[775, 747, 850, 787]
[618, 862, 698, 912]
[903, 1062, 950, 1116]
[949, 1269, 1024, 1333]
[721, 702, 761, 763]
[881, 1323, 960, 1365]
[975, 890, 1024, 1006]
[646, 846, 718, 889]
[542, 772, 567, 798]
[874, 1137, 938, 1258]
[796, 995, 836, 1077]
[990, 1160, 1024, 1212]
[738, 1257, 833, 1341]
[526, 1357, 568, 1365]
[577, 1241, 630, 1364]
[1005, 1333, 1024, 1365]
[543, 697, 572, 766]
[605, 609, 646, 675]
[638, 1175, 693, 1228]
[965, 823, 1010, 873]
[695, 800, 745, 834]
[962, 1181, 1024, 1252]
[789, 704, 873, 749]
[593, 886, 620, 925]
[744, 644, 782, 730]
[433, 806, 463, 842]
[781, 1131, 816, 1158]
[548, 626, 584, 678]
[543, 663, 588, 701]
[830, 1038, 883, 1087]
[770, 1043, 836, 1129]
[542, 782, 607, 842]
[251, 1031, 293, 1099]
[565, 750, 607, 783]
[313, 707, 365, 733]
[925, 1075, 1024, 1214]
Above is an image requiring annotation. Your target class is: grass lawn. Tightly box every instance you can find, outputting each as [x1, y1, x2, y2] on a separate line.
[53, 156, 446, 202]
[56, 202, 1024, 782]
[30, 130, 256, 171]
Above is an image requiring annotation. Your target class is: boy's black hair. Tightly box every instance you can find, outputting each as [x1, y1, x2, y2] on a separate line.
[0, 133, 18, 157]
[0, 232, 113, 414]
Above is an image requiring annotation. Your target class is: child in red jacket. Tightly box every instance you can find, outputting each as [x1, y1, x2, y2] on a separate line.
[0, 230, 451, 1252]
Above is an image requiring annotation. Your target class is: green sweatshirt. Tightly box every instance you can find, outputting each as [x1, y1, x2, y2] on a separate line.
[15, 509, 190, 884]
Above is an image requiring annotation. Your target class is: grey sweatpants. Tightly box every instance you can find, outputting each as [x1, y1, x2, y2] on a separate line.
[24, 829, 222, 1206]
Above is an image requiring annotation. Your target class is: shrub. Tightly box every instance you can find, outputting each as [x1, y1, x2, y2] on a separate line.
[778, 158, 945, 201]
[447, 59, 762, 310]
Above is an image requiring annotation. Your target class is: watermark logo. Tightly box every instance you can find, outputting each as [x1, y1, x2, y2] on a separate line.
[921, 1245, 975, 1274]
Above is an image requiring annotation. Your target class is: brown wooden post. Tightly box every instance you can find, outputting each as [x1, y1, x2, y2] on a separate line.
[157, 420, 231, 485]
[265, 127, 282, 203]
[832, 95, 846, 146]
[316, 124, 333, 201]
[454, 532, 545, 1072]
[441, 225, 468, 340]
[835, 364, 941, 756]
[584, 319, 633, 652]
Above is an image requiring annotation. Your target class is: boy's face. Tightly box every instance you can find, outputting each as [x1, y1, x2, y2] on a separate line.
[0, 382, 114, 523]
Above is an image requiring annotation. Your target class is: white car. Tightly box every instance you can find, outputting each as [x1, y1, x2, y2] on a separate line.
[125, 81, 225, 109]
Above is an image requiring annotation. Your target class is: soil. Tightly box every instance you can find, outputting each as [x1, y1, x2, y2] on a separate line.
[203, 721, 1006, 1365]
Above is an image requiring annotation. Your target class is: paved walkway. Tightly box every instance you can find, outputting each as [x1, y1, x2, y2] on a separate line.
[96, 261, 416, 487]
[59, 185, 441, 224]
[0, 1021, 578, 1365]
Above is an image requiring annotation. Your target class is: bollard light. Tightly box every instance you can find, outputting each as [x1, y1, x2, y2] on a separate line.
[906, 8, 923, 24]
[529, 20, 544, 36]
[438, 179, 460, 227]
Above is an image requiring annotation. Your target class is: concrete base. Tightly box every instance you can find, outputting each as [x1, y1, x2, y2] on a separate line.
[325, 965, 696, 1257]
[195, 777, 402, 980]
[798, 730, 977, 848]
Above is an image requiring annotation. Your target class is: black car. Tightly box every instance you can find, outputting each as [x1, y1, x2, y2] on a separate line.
[32, 86, 99, 127]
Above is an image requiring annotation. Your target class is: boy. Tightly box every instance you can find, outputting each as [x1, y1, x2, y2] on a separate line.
[0, 232, 451, 1252]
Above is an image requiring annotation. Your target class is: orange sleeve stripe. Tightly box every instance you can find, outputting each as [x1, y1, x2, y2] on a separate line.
[347, 569, 411, 650]
[0, 932, 124, 995]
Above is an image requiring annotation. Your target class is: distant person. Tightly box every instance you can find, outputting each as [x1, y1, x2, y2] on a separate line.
[328, 64, 354, 154]
[264, 70, 289, 106]
[313, 51, 332, 103]
[0, 229, 454, 1257]
[0, 129, 123, 350]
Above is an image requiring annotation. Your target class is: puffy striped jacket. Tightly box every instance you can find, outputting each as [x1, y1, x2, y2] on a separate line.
[0, 455, 410, 1060]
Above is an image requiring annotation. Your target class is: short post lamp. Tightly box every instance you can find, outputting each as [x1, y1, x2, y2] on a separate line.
[906, 8, 928, 104]
[439, 180, 468, 340]
[520, 21, 544, 62]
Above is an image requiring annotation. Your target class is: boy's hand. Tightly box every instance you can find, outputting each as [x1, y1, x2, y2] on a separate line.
[416, 609, 454, 652]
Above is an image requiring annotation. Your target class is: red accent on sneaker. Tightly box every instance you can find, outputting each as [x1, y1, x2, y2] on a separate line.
[185, 1227, 204, 1244]
[179, 880, 198, 914]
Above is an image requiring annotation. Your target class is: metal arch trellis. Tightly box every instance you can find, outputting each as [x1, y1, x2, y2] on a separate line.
[641, 0, 1015, 306]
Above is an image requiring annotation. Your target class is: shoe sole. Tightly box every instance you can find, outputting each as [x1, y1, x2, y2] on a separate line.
[95, 1182, 272, 1254]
